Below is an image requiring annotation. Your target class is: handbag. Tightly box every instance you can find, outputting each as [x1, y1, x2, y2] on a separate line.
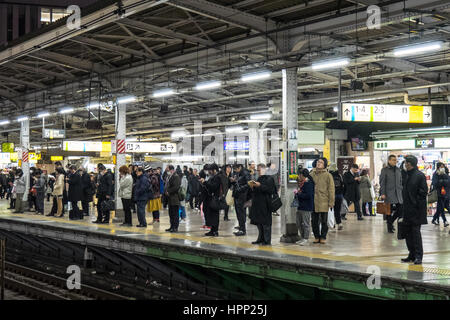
[243, 199, 252, 208]
[397, 218, 408, 240]
[291, 193, 299, 208]
[340, 198, 349, 215]
[209, 183, 227, 211]
[376, 201, 391, 215]
[271, 192, 282, 213]
[427, 189, 438, 203]
[101, 199, 115, 211]
[225, 189, 234, 206]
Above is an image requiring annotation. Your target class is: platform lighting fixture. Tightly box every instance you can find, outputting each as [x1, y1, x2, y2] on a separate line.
[312, 58, 350, 71]
[195, 80, 222, 91]
[250, 113, 272, 120]
[37, 111, 50, 118]
[171, 131, 185, 139]
[59, 107, 74, 114]
[393, 41, 443, 57]
[333, 106, 338, 112]
[225, 126, 244, 133]
[86, 102, 100, 109]
[241, 70, 272, 82]
[17, 116, 29, 122]
[153, 88, 174, 98]
[0, 120, 9, 126]
[117, 96, 137, 104]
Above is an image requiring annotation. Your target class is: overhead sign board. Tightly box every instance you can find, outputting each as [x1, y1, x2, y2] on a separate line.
[374, 140, 416, 150]
[415, 138, 434, 149]
[224, 141, 250, 151]
[51, 156, 64, 161]
[1, 143, 14, 153]
[0, 153, 11, 164]
[126, 142, 177, 153]
[43, 128, 66, 139]
[342, 104, 432, 123]
[63, 141, 111, 152]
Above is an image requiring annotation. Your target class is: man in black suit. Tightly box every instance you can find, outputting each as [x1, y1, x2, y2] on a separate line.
[401, 155, 428, 265]
[343, 163, 363, 220]
[67, 165, 83, 220]
[164, 165, 181, 232]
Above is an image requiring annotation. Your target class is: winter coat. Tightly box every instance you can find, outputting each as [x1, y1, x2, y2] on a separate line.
[52, 174, 64, 196]
[232, 169, 251, 201]
[134, 174, 150, 202]
[81, 172, 94, 202]
[218, 171, 230, 197]
[68, 172, 82, 202]
[203, 174, 222, 211]
[119, 174, 133, 200]
[187, 174, 201, 196]
[149, 173, 161, 198]
[14, 175, 26, 194]
[379, 165, 403, 204]
[309, 168, 335, 213]
[165, 173, 181, 206]
[343, 171, 361, 202]
[296, 179, 315, 212]
[34, 176, 46, 195]
[330, 170, 344, 195]
[402, 168, 428, 226]
[432, 171, 450, 199]
[97, 172, 113, 198]
[360, 176, 373, 203]
[249, 175, 276, 226]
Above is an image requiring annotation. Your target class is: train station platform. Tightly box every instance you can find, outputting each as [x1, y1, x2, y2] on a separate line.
[0, 199, 450, 300]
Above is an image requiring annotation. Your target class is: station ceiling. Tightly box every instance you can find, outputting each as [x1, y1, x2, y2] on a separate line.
[0, 0, 450, 146]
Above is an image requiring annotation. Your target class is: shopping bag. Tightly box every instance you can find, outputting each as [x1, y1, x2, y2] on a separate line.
[225, 189, 234, 206]
[340, 198, 349, 215]
[327, 208, 335, 229]
[376, 201, 391, 215]
[290, 195, 299, 208]
[370, 185, 375, 200]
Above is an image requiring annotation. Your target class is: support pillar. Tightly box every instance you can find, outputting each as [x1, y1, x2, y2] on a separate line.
[20, 120, 30, 203]
[113, 103, 126, 222]
[258, 129, 267, 165]
[280, 67, 300, 243]
[248, 123, 259, 165]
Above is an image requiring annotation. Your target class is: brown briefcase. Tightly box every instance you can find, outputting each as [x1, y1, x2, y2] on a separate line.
[376, 201, 391, 216]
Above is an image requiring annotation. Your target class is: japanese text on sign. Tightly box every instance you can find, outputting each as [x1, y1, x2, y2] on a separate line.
[342, 103, 432, 123]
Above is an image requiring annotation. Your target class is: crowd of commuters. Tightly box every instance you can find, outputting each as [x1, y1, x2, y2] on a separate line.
[0, 153, 444, 260]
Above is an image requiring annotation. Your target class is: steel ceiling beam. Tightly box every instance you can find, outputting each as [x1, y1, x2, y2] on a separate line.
[117, 18, 215, 46]
[70, 36, 151, 58]
[6, 62, 75, 80]
[167, 0, 277, 34]
[0, 74, 46, 89]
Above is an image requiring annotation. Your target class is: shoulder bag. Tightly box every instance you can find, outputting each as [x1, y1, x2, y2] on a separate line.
[270, 178, 282, 212]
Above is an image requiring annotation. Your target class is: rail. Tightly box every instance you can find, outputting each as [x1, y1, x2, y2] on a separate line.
[1, 238, 5, 300]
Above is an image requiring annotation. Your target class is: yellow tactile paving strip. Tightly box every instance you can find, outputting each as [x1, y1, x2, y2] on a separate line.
[1, 210, 450, 279]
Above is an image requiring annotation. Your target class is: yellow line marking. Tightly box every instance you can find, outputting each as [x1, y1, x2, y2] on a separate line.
[2, 212, 450, 277]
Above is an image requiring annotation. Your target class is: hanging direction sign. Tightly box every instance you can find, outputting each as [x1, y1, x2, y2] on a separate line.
[342, 103, 432, 123]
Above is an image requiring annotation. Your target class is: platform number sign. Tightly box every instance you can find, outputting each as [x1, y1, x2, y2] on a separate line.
[342, 103, 432, 123]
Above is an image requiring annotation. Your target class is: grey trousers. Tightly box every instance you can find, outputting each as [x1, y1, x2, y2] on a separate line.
[296, 210, 311, 240]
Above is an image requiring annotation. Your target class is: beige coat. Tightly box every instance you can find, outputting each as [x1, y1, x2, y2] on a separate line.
[52, 174, 64, 196]
[310, 168, 335, 213]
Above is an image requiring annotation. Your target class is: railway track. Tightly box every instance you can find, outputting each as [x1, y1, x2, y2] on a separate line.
[4, 262, 133, 300]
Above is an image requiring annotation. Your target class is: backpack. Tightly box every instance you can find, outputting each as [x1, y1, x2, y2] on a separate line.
[178, 186, 186, 201]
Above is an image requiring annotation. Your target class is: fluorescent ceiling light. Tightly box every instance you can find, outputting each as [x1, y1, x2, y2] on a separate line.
[195, 80, 221, 91]
[225, 126, 244, 133]
[37, 112, 50, 118]
[393, 41, 443, 57]
[250, 113, 272, 120]
[86, 102, 100, 109]
[153, 88, 174, 98]
[117, 96, 136, 104]
[312, 58, 350, 70]
[60, 107, 74, 114]
[333, 106, 338, 112]
[17, 116, 29, 122]
[171, 131, 185, 139]
[0, 120, 10, 126]
[241, 71, 271, 82]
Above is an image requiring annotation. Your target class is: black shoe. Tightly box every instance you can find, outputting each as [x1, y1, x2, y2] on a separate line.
[341, 216, 347, 220]
[234, 226, 240, 230]
[357, 217, 364, 221]
[170, 229, 178, 233]
[401, 257, 414, 263]
[414, 259, 422, 265]
[261, 242, 271, 246]
[224, 217, 230, 221]
[204, 231, 218, 237]
[252, 241, 263, 245]
[136, 224, 147, 228]
[234, 231, 246, 236]
[45, 213, 54, 217]
[165, 228, 173, 232]
[363, 213, 370, 216]
[432, 220, 439, 225]
[100, 221, 109, 224]
[92, 220, 102, 224]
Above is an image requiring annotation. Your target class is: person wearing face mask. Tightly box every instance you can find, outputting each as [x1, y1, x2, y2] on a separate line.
[431, 162, 450, 227]
[164, 165, 181, 233]
[309, 158, 335, 244]
[343, 164, 363, 221]
[379, 155, 403, 233]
